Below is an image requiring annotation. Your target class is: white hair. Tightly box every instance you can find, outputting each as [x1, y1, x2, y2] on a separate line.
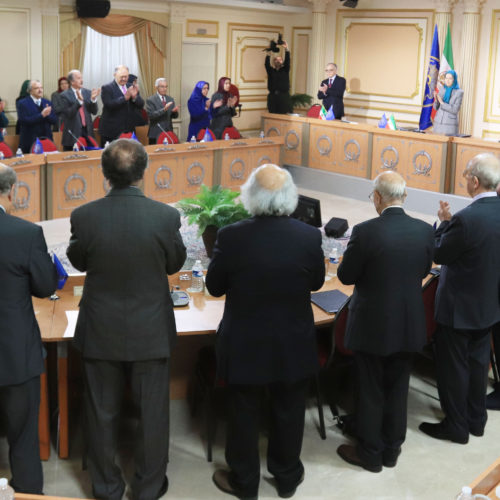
[67, 69, 81, 82]
[466, 153, 500, 191]
[0, 164, 17, 196]
[240, 164, 298, 216]
[114, 65, 129, 73]
[373, 171, 406, 203]
[155, 78, 167, 87]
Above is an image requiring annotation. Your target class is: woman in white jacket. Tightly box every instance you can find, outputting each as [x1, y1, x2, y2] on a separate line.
[433, 70, 463, 136]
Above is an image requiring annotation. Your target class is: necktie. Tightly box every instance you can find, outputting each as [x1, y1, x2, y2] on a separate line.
[328, 79, 332, 88]
[37, 100, 41, 107]
[161, 96, 166, 106]
[121, 85, 127, 95]
[79, 106, 86, 127]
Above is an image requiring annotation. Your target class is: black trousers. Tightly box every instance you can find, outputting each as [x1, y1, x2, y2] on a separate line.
[225, 379, 309, 497]
[83, 358, 170, 500]
[0, 376, 43, 494]
[354, 351, 412, 466]
[491, 322, 500, 378]
[267, 92, 292, 114]
[435, 324, 490, 438]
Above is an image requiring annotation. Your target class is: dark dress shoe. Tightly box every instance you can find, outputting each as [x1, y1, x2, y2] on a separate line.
[337, 444, 382, 473]
[277, 472, 304, 498]
[486, 389, 500, 410]
[469, 426, 484, 437]
[157, 477, 168, 498]
[419, 421, 468, 444]
[212, 469, 257, 500]
[382, 448, 401, 468]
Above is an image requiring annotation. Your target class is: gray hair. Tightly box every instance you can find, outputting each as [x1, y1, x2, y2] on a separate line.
[28, 80, 41, 92]
[240, 164, 298, 216]
[155, 78, 167, 87]
[114, 65, 129, 73]
[465, 153, 500, 191]
[0, 164, 17, 196]
[373, 171, 406, 204]
[327, 63, 337, 69]
[67, 69, 80, 82]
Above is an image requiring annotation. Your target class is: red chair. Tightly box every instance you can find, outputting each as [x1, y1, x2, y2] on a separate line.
[0, 142, 14, 158]
[93, 116, 100, 129]
[307, 104, 322, 118]
[222, 126, 241, 139]
[196, 128, 216, 142]
[140, 108, 149, 124]
[119, 132, 134, 139]
[76, 136, 100, 149]
[30, 137, 58, 153]
[157, 131, 179, 145]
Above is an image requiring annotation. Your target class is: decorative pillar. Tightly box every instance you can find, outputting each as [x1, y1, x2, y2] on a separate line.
[41, 0, 60, 96]
[434, 0, 455, 47]
[168, 3, 185, 109]
[307, 0, 331, 99]
[458, 0, 484, 134]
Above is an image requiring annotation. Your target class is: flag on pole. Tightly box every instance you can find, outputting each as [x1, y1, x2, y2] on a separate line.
[440, 22, 454, 81]
[378, 113, 388, 129]
[325, 105, 335, 121]
[419, 25, 440, 131]
[319, 104, 328, 120]
[388, 114, 398, 131]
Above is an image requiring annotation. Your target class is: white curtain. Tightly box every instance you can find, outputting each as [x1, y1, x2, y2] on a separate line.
[82, 27, 140, 92]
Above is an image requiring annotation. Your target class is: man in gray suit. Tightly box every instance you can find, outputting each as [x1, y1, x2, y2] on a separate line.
[60, 69, 100, 151]
[145, 78, 179, 144]
[67, 139, 186, 500]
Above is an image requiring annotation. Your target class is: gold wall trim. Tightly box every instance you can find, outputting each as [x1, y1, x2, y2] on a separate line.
[239, 42, 270, 83]
[483, 10, 500, 123]
[186, 19, 219, 38]
[481, 129, 500, 139]
[346, 104, 421, 116]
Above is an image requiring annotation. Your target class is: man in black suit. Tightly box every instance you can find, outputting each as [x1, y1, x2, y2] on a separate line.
[0, 163, 57, 493]
[16, 80, 58, 153]
[420, 153, 500, 443]
[337, 171, 434, 472]
[60, 69, 100, 151]
[98, 65, 145, 146]
[145, 78, 179, 145]
[66, 139, 186, 500]
[206, 164, 325, 500]
[317, 63, 346, 120]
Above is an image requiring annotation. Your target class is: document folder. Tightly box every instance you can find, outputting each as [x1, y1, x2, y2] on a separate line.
[311, 289, 349, 314]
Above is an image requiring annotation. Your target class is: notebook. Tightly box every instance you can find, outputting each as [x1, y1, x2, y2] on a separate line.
[311, 289, 349, 314]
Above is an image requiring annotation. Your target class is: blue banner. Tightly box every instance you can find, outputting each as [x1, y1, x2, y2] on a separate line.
[419, 25, 440, 130]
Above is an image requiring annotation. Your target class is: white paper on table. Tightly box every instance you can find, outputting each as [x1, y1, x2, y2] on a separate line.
[63, 310, 79, 338]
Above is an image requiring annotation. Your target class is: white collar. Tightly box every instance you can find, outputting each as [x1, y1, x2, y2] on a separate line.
[472, 191, 498, 202]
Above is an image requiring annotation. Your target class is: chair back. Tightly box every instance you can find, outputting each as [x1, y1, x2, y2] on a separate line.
[119, 132, 133, 139]
[93, 116, 100, 129]
[222, 126, 241, 139]
[157, 131, 179, 145]
[422, 273, 439, 343]
[140, 108, 149, 124]
[0, 142, 14, 158]
[31, 137, 58, 153]
[307, 104, 322, 118]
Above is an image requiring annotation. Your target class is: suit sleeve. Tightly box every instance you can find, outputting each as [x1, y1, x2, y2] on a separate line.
[283, 50, 290, 72]
[333, 77, 346, 98]
[434, 215, 467, 265]
[337, 225, 365, 285]
[66, 211, 87, 272]
[29, 226, 58, 298]
[164, 210, 187, 275]
[17, 100, 46, 125]
[101, 84, 127, 110]
[0, 111, 8, 128]
[131, 94, 145, 109]
[317, 81, 327, 100]
[146, 97, 168, 122]
[61, 93, 81, 120]
[85, 90, 98, 115]
[205, 229, 229, 297]
[438, 90, 463, 116]
[310, 229, 326, 291]
[265, 54, 271, 75]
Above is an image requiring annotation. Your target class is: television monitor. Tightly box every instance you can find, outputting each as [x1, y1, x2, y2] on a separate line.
[291, 195, 322, 227]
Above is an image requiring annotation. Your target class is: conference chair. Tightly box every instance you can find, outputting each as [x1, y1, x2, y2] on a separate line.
[30, 137, 58, 153]
[0, 141, 14, 158]
[157, 131, 179, 145]
[92, 116, 100, 129]
[76, 136, 99, 149]
[196, 128, 216, 142]
[222, 126, 242, 139]
[306, 104, 322, 118]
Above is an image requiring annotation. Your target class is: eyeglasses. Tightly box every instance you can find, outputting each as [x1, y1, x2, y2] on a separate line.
[368, 191, 375, 201]
[325, 69, 335, 72]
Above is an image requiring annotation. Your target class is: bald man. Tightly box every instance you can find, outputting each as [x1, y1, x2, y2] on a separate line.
[99, 65, 145, 146]
[336, 171, 434, 472]
[206, 165, 325, 500]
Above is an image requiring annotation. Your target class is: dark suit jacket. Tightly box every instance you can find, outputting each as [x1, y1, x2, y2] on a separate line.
[434, 195, 500, 330]
[60, 88, 98, 148]
[0, 210, 57, 386]
[98, 81, 145, 140]
[205, 216, 325, 384]
[145, 93, 178, 140]
[317, 76, 346, 119]
[16, 96, 58, 153]
[338, 207, 434, 356]
[66, 186, 186, 360]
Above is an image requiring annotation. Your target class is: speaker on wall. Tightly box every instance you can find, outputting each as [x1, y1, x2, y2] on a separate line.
[76, 0, 111, 18]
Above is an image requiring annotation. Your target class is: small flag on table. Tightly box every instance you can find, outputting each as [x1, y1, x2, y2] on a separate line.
[378, 113, 388, 129]
[319, 105, 327, 120]
[325, 105, 335, 121]
[388, 114, 398, 131]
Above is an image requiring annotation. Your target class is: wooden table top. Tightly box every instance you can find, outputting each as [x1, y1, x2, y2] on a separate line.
[469, 457, 500, 499]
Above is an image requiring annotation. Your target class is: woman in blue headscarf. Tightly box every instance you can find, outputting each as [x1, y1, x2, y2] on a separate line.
[433, 70, 464, 136]
[187, 81, 210, 141]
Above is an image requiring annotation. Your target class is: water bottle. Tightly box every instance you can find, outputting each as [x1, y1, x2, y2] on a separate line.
[456, 486, 473, 500]
[1, 128, 6, 137]
[104, 141, 110, 149]
[259, 130, 265, 140]
[0, 151, 4, 161]
[327, 248, 339, 278]
[73, 142, 79, 152]
[190, 136, 196, 143]
[163, 136, 169, 146]
[224, 133, 230, 141]
[16, 148, 23, 158]
[0, 478, 15, 500]
[187, 259, 204, 293]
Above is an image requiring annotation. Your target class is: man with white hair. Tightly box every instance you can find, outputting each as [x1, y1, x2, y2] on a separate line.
[420, 153, 500, 443]
[145, 78, 179, 144]
[337, 171, 434, 472]
[206, 164, 325, 500]
[98, 65, 145, 146]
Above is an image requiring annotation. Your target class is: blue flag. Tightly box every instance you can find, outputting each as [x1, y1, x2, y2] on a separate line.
[33, 138, 44, 154]
[378, 113, 388, 129]
[131, 132, 139, 142]
[419, 25, 440, 131]
[203, 129, 213, 142]
[325, 105, 335, 121]
[53, 254, 68, 290]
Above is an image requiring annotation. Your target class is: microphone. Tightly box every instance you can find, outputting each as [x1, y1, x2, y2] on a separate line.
[68, 129, 86, 151]
[157, 123, 170, 144]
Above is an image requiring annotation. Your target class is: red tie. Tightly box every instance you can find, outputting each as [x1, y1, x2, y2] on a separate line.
[79, 106, 86, 127]
[161, 96, 166, 106]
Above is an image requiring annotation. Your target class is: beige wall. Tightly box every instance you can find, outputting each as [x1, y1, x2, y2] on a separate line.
[0, 0, 498, 140]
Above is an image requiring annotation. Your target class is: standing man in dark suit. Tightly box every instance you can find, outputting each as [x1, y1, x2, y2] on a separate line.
[420, 153, 500, 443]
[60, 69, 100, 151]
[337, 171, 434, 472]
[206, 164, 325, 500]
[317, 63, 346, 120]
[0, 163, 57, 493]
[66, 139, 186, 500]
[16, 80, 58, 153]
[98, 65, 145, 146]
[145, 78, 179, 145]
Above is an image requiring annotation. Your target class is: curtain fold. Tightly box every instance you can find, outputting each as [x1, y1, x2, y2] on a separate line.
[81, 15, 147, 37]
[60, 12, 86, 77]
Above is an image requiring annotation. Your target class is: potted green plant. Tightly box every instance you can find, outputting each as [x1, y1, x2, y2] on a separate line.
[177, 184, 250, 258]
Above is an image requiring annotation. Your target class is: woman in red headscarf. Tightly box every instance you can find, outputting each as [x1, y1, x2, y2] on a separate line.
[209, 77, 239, 139]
